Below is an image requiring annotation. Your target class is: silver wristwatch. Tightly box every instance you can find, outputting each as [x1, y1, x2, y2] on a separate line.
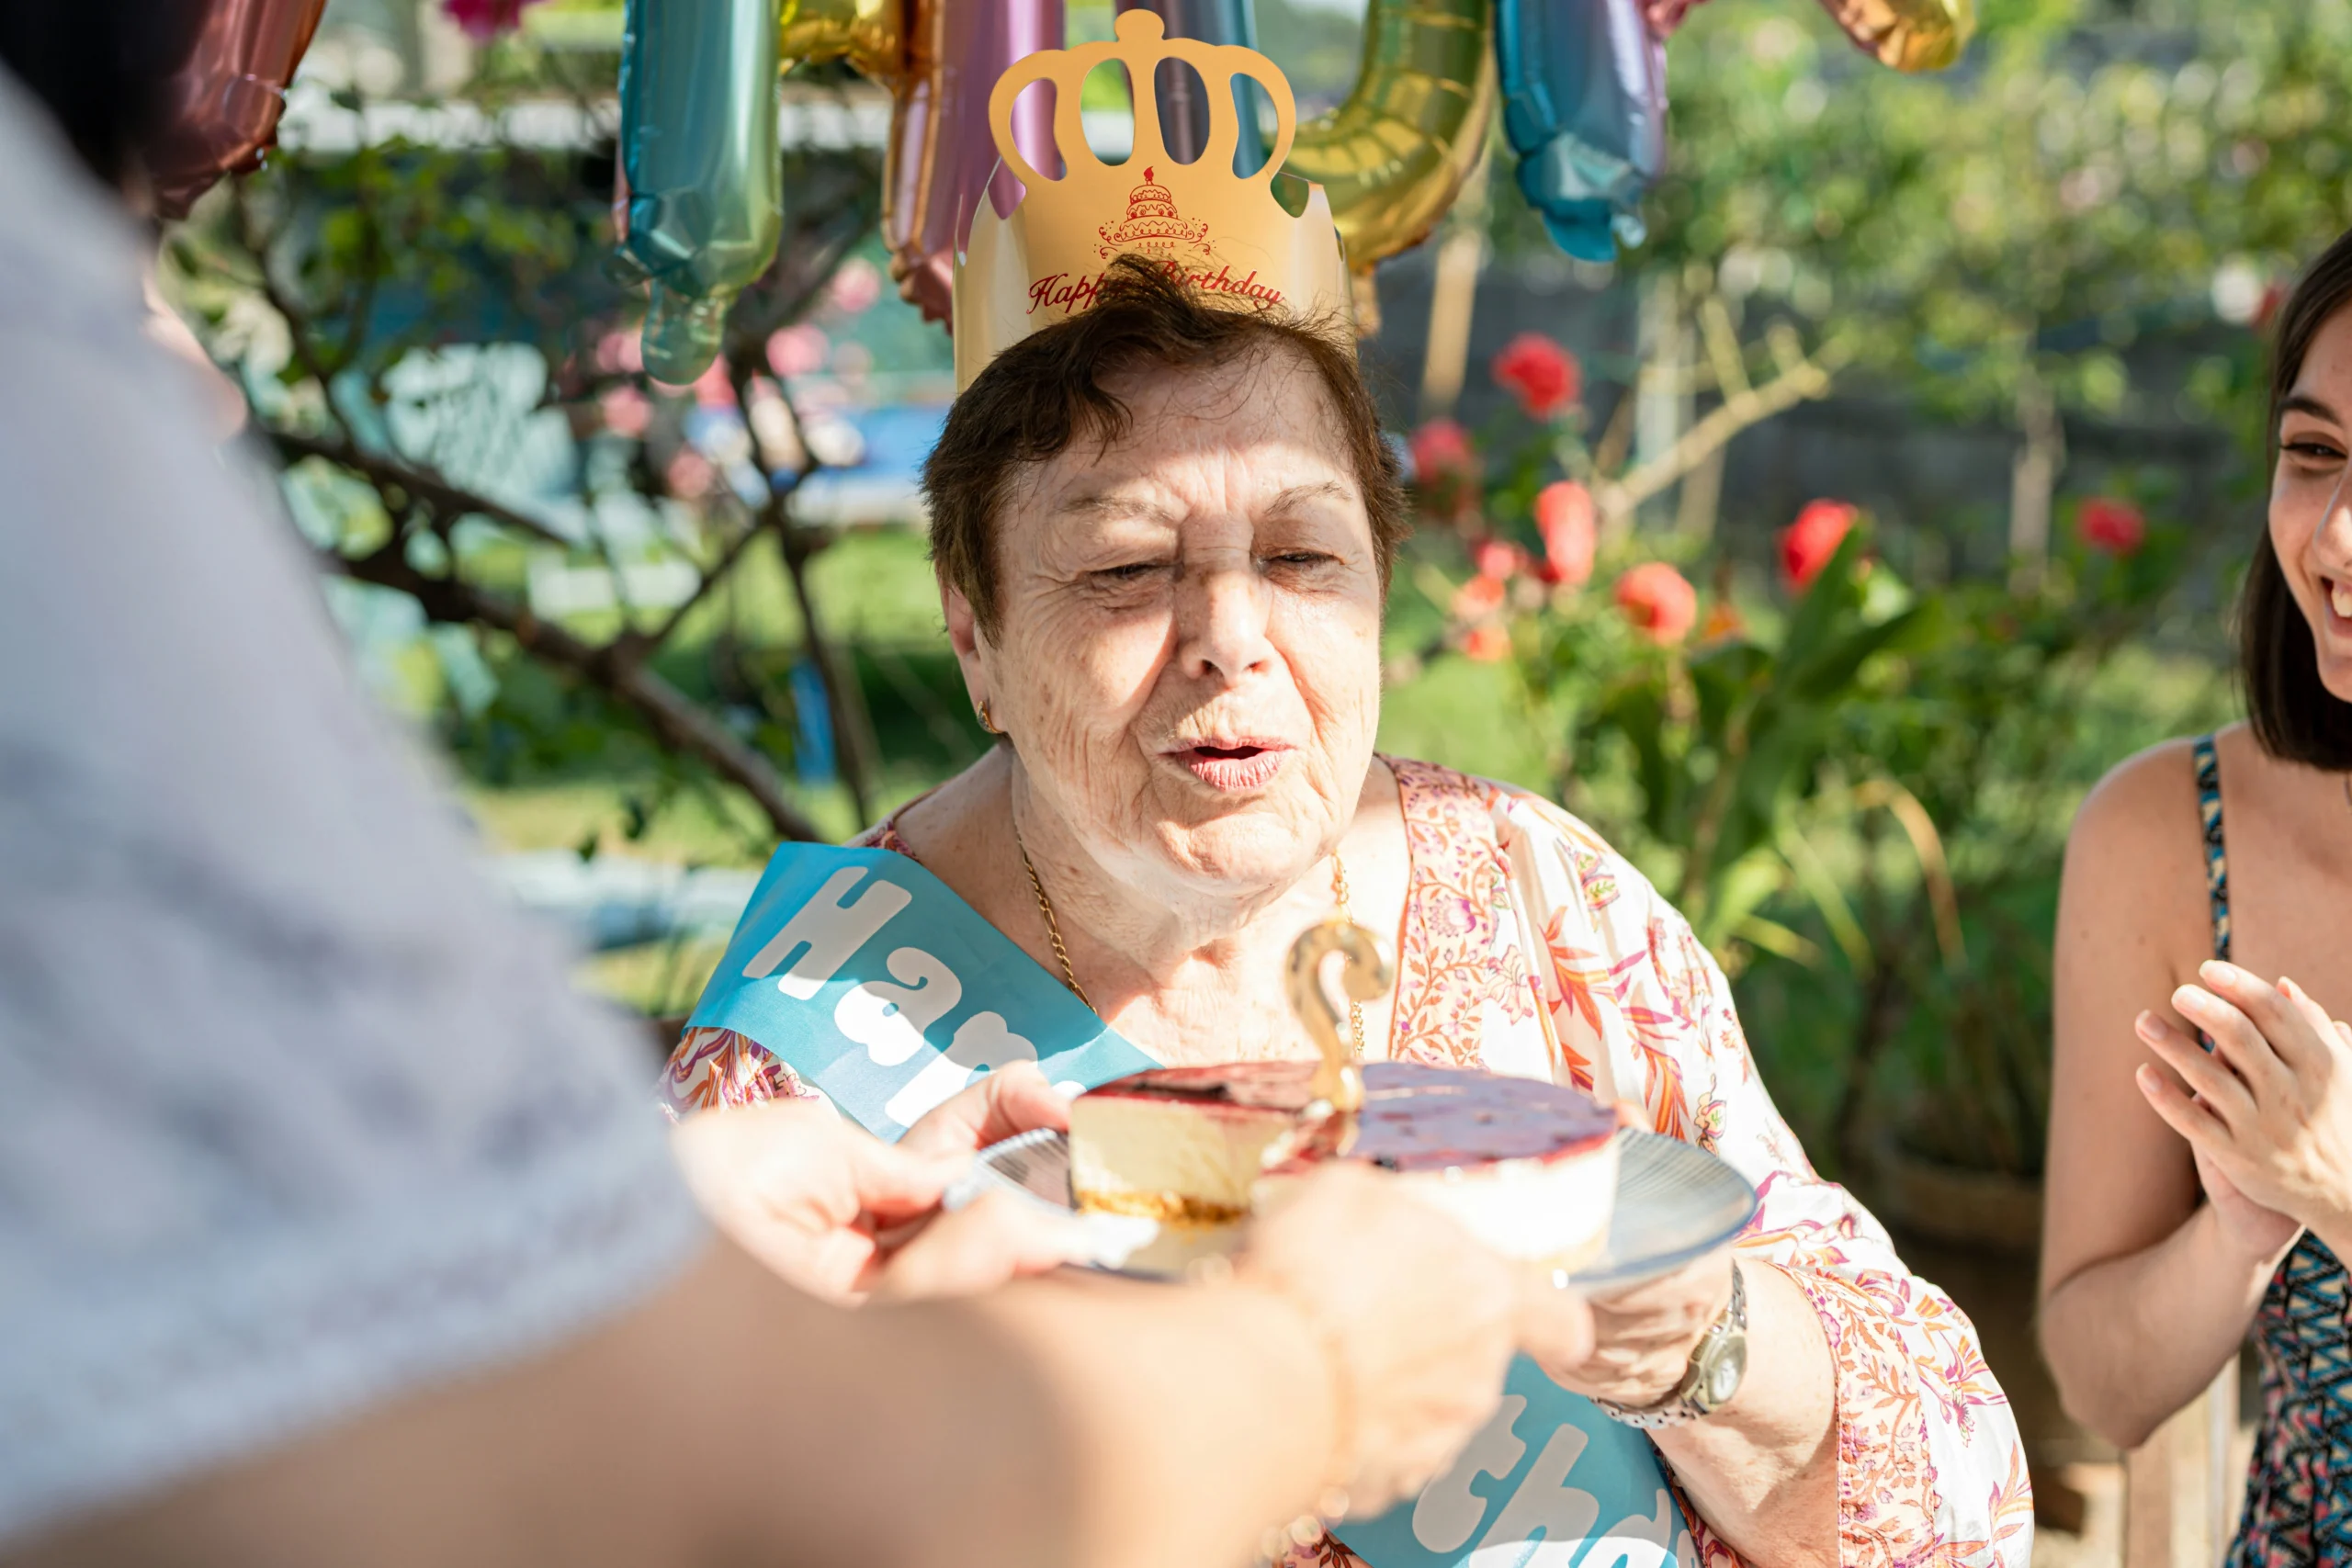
[1593, 1260, 1747, 1430]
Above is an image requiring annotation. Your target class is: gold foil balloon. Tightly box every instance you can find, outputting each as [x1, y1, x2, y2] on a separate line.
[779, 0, 903, 82]
[885, 0, 1062, 323]
[1281, 0, 1496, 333]
[149, 0, 330, 220]
[1813, 0, 1974, 72]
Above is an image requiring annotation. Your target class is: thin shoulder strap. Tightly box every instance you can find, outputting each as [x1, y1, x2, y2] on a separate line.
[2192, 733, 2232, 962]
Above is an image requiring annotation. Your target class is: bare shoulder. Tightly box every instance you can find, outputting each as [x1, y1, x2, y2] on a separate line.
[2067, 735, 2205, 879]
[2057, 732, 2212, 979]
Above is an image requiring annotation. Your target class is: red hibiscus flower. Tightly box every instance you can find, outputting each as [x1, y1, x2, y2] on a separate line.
[1452, 571, 1507, 621]
[443, 0, 544, 40]
[2077, 497, 2146, 557]
[1614, 562, 1699, 645]
[1534, 480, 1597, 587]
[1780, 499, 1860, 592]
[1641, 0, 1713, 36]
[599, 384, 651, 439]
[1409, 418, 1476, 484]
[1492, 333, 1581, 421]
[1474, 537, 1529, 581]
[1463, 623, 1512, 662]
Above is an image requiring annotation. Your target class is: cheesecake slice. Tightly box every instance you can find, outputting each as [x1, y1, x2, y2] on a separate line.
[1066, 1062, 1310, 1224]
[1068, 1059, 1620, 1273]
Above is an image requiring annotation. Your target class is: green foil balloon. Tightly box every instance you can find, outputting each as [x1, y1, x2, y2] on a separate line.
[1280, 0, 1495, 333]
[617, 0, 782, 383]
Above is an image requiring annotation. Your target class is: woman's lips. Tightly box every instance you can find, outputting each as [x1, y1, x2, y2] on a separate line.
[1169, 741, 1292, 791]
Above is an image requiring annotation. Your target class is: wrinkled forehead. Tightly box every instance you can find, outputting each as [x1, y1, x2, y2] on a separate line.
[1007, 344, 1359, 524]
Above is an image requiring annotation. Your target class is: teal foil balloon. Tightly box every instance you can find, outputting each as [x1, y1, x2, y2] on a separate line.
[617, 0, 782, 383]
[1498, 0, 1667, 263]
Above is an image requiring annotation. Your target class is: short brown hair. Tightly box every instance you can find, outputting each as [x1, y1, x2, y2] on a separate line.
[922, 256, 1408, 640]
[2245, 227, 2352, 768]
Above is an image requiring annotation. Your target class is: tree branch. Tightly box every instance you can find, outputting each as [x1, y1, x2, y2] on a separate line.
[321, 543, 824, 843]
[268, 428, 575, 549]
[1597, 340, 1850, 527]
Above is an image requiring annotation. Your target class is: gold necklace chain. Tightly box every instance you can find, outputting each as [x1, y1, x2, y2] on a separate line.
[1014, 818, 1369, 1060]
[1014, 818, 1094, 1014]
[1329, 852, 1368, 1059]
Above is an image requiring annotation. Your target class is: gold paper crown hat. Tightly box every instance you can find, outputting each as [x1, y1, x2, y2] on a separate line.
[951, 11, 1353, 390]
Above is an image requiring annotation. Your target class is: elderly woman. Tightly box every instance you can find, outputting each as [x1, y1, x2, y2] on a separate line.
[692, 262, 2027, 1562]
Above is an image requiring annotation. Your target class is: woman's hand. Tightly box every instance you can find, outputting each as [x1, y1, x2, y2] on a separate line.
[1241, 1165, 1595, 1517]
[1526, 1251, 1735, 1408]
[671, 1099, 966, 1300]
[671, 1066, 1087, 1303]
[2136, 962, 2352, 1253]
[898, 1060, 1071, 1160]
[1516, 1100, 1730, 1408]
[2190, 1142, 2302, 1260]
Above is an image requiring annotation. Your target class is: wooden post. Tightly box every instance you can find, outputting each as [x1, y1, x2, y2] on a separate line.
[2123, 1356, 2239, 1567]
[1417, 154, 1490, 422]
[2007, 370, 2064, 594]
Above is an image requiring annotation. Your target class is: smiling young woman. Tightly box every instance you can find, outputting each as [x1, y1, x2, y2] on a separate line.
[2042, 227, 2352, 1558]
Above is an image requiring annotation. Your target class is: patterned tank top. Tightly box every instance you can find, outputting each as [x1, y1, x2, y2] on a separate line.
[2199, 734, 2352, 1564]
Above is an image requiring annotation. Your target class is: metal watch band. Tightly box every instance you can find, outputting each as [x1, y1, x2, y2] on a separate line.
[1593, 1259, 1747, 1431]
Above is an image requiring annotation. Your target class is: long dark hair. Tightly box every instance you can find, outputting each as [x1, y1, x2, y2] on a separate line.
[2244, 230, 2352, 768]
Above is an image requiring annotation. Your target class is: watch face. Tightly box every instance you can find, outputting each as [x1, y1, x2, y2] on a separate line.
[1700, 1337, 1748, 1408]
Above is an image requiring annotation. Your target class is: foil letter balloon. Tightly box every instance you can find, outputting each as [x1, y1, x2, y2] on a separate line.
[1497, 0, 1666, 263]
[1112, 0, 1268, 175]
[779, 0, 904, 81]
[617, 0, 783, 383]
[886, 0, 1063, 324]
[1814, 0, 1974, 72]
[1280, 0, 1496, 332]
[953, 11, 1350, 389]
[149, 0, 330, 220]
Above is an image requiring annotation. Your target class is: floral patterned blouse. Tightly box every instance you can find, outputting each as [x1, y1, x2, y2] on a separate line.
[662, 758, 2032, 1565]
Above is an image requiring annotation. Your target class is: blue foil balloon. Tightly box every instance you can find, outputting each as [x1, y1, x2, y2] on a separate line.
[616, 0, 783, 384]
[1498, 0, 1666, 263]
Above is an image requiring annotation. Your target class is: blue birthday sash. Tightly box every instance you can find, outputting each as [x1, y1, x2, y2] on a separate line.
[689, 841, 1696, 1567]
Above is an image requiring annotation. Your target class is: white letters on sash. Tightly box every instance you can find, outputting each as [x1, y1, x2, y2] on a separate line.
[1581, 1494, 1690, 1568]
[881, 1011, 1040, 1127]
[735, 860, 1095, 1133]
[1410, 1397, 1681, 1567]
[1473, 1425, 1598, 1561]
[742, 868, 912, 997]
[835, 947, 964, 1066]
[1413, 1398, 1529, 1552]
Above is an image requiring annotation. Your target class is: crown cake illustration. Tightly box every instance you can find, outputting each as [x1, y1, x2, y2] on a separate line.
[951, 11, 1353, 389]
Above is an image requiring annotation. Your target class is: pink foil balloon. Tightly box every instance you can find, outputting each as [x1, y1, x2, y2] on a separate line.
[885, 0, 1062, 324]
[150, 0, 329, 220]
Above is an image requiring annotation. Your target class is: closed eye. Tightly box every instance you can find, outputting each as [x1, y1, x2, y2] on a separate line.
[1091, 562, 1166, 581]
